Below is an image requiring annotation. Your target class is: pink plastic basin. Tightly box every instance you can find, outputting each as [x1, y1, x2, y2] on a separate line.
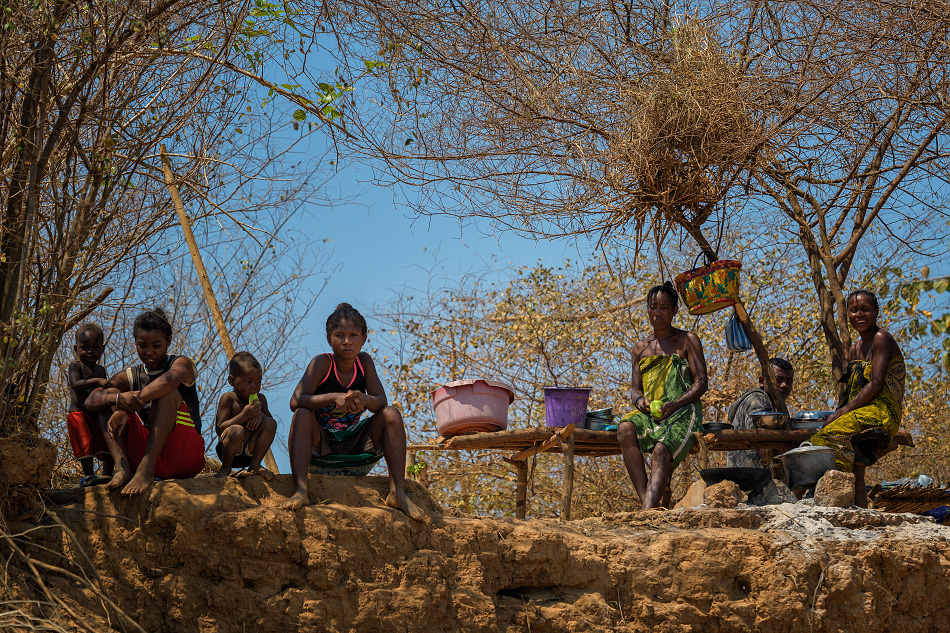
[431, 379, 515, 436]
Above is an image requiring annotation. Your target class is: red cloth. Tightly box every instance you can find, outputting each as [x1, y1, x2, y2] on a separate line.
[67, 411, 108, 459]
[124, 403, 205, 479]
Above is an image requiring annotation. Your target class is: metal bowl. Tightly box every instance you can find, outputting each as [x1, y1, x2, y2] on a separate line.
[702, 422, 734, 433]
[586, 407, 614, 419]
[791, 419, 824, 430]
[791, 410, 834, 430]
[794, 410, 835, 420]
[750, 411, 788, 430]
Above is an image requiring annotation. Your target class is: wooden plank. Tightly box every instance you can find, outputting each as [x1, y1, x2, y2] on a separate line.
[423, 427, 914, 455]
[508, 424, 575, 461]
[444, 427, 555, 449]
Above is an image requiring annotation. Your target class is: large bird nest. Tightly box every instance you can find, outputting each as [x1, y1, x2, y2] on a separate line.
[606, 18, 769, 233]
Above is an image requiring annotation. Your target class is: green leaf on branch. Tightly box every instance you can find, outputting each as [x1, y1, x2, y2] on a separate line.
[293, 109, 306, 121]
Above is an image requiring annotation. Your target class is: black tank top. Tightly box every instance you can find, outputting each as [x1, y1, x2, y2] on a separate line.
[126, 354, 202, 433]
[313, 353, 366, 431]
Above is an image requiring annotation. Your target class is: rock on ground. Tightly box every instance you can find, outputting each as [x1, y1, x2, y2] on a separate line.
[703, 479, 747, 508]
[673, 480, 705, 509]
[29, 474, 950, 633]
[748, 479, 798, 506]
[814, 470, 856, 508]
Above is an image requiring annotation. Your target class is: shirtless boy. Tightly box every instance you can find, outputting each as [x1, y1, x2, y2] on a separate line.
[66, 324, 114, 485]
[213, 351, 277, 480]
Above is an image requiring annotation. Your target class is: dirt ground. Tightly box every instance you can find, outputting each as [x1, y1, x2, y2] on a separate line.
[8, 473, 950, 632]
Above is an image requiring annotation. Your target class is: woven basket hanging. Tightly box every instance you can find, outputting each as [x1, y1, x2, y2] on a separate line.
[674, 259, 742, 316]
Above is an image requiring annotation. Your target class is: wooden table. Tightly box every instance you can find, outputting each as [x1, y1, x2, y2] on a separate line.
[408, 426, 915, 519]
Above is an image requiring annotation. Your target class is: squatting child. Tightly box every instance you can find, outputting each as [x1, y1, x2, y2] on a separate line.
[213, 351, 277, 480]
[281, 302, 424, 520]
[85, 308, 206, 495]
[66, 323, 115, 486]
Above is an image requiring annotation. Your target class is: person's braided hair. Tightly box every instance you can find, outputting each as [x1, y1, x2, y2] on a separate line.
[325, 302, 367, 337]
[646, 280, 679, 309]
[132, 308, 173, 340]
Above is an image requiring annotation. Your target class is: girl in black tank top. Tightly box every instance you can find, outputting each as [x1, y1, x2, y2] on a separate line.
[312, 353, 366, 431]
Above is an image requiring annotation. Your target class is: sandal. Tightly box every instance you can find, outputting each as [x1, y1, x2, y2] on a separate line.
[78, 475, 110, 488]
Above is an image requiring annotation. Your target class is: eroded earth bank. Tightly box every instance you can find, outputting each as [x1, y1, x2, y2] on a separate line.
[26, 474, 950, 632]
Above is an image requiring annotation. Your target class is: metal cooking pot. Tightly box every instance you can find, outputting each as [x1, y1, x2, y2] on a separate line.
[777, 442, 836, 489]
[750, 411, 788, 430]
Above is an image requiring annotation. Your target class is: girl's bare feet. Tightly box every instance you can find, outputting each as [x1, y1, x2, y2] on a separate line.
[386, 490, 425, 521]
[105, 458, 133, 491]
[248, 465, 275, 481]
[280, 489, 310, 510]
[121, 469, 154, 495]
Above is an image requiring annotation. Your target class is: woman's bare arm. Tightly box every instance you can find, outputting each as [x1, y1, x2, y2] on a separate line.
[630, 340, 649, 412]
[827, 330, 898, 423]
[359, 353, 388, 413]
[83, 369, 131, 411]
[137, 356, 196, 403]
[662, 332, 708, 417]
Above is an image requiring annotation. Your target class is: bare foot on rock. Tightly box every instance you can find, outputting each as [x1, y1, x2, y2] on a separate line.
[121, 469, 154, 496]
[280, 489, 310, 511]
[386, 491, 425, 521]
[213, 466, 231, 479]
[248, 465, 275, 481]
[105, 459, 132, 491]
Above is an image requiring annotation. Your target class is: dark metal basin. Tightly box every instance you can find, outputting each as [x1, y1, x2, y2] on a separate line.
[700, 467, 772, 492]
[702, 422, 734, 432]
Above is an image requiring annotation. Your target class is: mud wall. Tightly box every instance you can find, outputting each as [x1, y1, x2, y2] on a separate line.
[41, 474, 950, 633]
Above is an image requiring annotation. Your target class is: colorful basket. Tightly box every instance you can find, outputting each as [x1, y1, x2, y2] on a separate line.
[674, 259, 742, 315]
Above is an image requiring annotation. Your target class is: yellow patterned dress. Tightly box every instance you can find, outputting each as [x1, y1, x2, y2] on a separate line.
[809, 353, 905, 472]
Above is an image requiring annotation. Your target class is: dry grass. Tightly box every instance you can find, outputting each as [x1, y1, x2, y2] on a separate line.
[607, 17, 768, 234]
[0, 500, 144, 633]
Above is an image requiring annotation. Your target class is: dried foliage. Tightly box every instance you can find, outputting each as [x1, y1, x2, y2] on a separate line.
[321, 0, 950, 381]
[0, 0, 343, 449]
[378, 240, 845, 517]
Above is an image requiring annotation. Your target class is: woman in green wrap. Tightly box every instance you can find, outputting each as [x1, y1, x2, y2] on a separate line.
[618, 281, 708, 509]
[810, 289, 904, 507]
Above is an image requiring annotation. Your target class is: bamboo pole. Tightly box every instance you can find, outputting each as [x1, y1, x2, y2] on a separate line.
[159, 145, 278, 474]
[733, 300, 787, 415]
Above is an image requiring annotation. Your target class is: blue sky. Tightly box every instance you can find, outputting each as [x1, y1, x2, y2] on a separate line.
[265, 158, 591, 471]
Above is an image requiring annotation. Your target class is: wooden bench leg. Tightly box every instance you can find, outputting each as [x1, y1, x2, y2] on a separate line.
[557, 434, 575, 520]
[515, 459, 528, 520]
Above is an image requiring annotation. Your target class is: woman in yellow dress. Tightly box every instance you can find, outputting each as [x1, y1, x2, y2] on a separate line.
[810, 289, 905, 506]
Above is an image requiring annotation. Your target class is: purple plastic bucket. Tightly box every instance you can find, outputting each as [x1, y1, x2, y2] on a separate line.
[544, 387, 591, 428]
